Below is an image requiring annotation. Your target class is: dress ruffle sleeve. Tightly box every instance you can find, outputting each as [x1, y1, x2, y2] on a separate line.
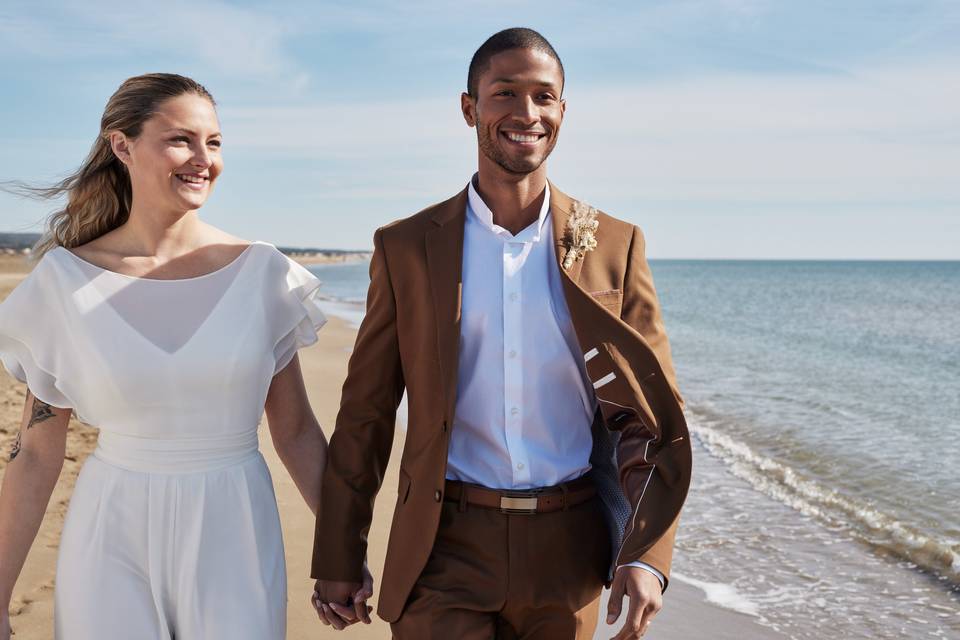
[0, 257, 76, 409]
[272, 257, 328, 375]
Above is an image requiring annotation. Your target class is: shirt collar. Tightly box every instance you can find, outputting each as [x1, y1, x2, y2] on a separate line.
[466, 174, 551, 243]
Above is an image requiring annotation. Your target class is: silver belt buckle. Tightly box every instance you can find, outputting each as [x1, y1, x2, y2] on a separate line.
[499, 494, 539, 514]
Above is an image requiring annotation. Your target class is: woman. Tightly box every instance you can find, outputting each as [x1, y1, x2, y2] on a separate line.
[0, 73, 361, 638]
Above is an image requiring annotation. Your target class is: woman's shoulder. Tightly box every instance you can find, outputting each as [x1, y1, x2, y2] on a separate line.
[63, 227, 131, 270]
[0, 250, 66, 318]
[14, 247, 67, 286]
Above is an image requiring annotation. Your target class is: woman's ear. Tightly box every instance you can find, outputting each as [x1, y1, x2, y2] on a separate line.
[108, 131, 133, 167]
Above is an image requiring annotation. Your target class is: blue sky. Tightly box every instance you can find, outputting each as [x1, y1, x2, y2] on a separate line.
[1, 0, 957, 258]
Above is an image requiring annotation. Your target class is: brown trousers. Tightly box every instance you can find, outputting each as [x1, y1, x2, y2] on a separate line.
[390, 494, 611, 640]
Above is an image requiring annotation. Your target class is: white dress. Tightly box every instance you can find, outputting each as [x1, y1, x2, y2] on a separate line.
[0, 242, 326, 639]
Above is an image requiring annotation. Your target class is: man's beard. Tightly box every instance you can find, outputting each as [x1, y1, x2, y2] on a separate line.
[476, 126, 554, 175]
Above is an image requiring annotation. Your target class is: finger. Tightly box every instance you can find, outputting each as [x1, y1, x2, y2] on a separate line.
[361, 573, 375, 600]
[610, 593, 645, 640]
[356, 602, 372, 625]
[311, 593, 330, 626]
[320, 603, 347, 631]
[329, 601, 359, 624]
[313, 603, 331, 626]
[638, 601, 660, 636]
[606, 571, 626, 624]
[352, 583, 373, 624]
[351, 594, 372, 625]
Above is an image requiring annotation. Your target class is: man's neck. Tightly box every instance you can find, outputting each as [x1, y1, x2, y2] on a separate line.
[474, 167, 548, 236]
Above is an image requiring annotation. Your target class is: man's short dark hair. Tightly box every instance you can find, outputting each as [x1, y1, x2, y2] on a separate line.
[467, 28, 564, 98]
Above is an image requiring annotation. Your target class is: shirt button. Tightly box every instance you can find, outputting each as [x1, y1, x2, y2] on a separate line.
[434, 490, 442, 502]
[517, 463, 525, 470]
[510, 407, 519, 416]
[508, 350, 517, 359]
[509, 293, 518, 302]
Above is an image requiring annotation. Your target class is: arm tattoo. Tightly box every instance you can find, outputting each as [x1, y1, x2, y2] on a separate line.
[8, 399, 55, 462]
[27, 398, 55, 430]
[9, 431, 21, 462]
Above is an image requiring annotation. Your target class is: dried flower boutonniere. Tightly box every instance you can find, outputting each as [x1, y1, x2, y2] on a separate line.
[561, 200, 599, 270]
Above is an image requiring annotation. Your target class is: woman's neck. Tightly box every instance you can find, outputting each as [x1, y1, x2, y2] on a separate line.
[116, 207, 205, 257]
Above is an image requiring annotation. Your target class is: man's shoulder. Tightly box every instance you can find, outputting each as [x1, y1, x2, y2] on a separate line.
[593, 208, 637, 237]
[550, 183, 639, 237]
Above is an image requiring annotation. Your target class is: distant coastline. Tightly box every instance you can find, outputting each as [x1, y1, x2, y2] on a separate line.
[0, 232, 371, 266]
[281, 248, 372, 265]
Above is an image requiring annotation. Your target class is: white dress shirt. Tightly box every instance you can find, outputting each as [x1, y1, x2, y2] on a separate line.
[446, 177, 664, 587]
[446, 179, 594, 489]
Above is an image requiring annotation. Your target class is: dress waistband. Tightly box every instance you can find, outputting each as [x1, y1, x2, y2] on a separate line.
[93, 429, 259, 473]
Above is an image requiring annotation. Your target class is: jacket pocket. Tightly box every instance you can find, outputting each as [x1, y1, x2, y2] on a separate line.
[398, 468, 412, 504]
[591, 289, 623, 316]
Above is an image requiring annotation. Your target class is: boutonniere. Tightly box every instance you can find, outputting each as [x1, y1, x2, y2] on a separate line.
[561, 200, 599, 270]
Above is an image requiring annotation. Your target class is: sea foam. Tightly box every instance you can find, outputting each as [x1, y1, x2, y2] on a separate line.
[690, 421, 960, 588]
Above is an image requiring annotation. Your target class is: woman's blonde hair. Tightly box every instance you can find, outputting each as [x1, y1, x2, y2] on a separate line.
[16, 73, 215, 257]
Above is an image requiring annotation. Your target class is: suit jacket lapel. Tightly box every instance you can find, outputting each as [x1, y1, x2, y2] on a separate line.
[550, 181, 585, 287]
[425, 188, 467, 422]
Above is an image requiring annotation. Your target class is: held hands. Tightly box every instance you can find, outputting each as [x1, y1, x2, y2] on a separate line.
[606, 566, 663, 639]
[312, 564, 375, 631]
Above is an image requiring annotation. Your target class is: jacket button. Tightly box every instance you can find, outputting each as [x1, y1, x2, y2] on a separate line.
[434, 490, 442, 502]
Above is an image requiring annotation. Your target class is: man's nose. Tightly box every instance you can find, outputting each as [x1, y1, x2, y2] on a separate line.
[512, 95, 539, 125]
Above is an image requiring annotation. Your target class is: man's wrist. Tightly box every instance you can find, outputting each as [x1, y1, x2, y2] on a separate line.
[619, 561, 665, 591]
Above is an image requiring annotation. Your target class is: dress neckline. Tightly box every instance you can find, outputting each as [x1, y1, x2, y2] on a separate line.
[55, 241, 264, 283]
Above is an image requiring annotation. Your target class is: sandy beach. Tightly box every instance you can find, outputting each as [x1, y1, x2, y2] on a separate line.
[1, 254, 784, 640]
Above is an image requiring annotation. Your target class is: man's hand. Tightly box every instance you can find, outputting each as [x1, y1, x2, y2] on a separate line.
[606, 566, 663, 639]
[312, 565, 375, 631]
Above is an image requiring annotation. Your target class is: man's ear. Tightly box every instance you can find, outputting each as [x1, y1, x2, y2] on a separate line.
[108, 131, 133, 167]
[461, 92, 477, 127]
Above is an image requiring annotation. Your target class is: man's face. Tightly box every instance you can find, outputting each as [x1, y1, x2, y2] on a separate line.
[463, 48, 565, 175]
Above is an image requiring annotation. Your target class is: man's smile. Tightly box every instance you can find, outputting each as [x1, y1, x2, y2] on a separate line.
[501, 130, 546, 145]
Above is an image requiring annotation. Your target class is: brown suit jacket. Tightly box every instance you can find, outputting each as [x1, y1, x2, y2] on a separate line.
[312, 183, 692, 622]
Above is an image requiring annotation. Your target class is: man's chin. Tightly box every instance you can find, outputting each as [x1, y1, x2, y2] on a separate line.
[496, 156, 546, 176]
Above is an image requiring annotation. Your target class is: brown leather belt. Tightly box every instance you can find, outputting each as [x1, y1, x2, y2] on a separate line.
[444, 476, 595, 515]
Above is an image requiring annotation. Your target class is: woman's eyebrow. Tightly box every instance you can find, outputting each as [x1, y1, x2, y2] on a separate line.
[163, 127, 222, 137]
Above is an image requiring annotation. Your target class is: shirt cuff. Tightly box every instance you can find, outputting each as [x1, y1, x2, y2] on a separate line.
[620, 561, 665, 591]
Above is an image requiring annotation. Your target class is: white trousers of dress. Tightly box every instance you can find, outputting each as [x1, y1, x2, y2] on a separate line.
[53, 431, 287, 640]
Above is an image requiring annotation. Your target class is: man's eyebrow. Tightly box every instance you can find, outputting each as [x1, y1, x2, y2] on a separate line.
[490, 77, 558, 88]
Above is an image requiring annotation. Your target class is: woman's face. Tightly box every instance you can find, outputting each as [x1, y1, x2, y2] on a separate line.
[117, 93, 223, 215]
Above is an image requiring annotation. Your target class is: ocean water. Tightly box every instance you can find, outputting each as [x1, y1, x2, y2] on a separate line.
[309, 259, 960, 638]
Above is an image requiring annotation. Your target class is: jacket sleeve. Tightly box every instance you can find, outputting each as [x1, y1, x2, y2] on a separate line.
[311, 228, 406, 582]
[621, 225, 682, 407]
[618, 224, 684, 586]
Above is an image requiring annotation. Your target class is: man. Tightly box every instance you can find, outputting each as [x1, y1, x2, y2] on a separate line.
[312, 28, 691, 640]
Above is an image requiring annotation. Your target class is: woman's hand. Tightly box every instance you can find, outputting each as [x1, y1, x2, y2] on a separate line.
[313, 561, 375, 629]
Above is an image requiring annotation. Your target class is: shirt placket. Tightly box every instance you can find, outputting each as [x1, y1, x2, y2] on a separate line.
[502, 239, 531, 487]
